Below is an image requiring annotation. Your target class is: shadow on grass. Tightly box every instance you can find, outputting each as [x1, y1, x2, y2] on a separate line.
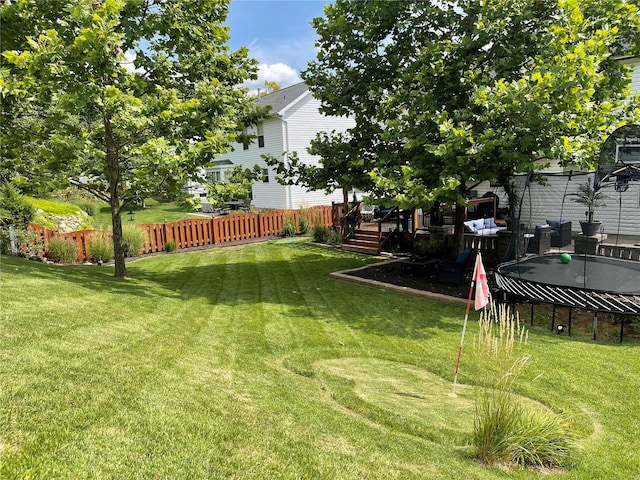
[2, 243, 474, 341]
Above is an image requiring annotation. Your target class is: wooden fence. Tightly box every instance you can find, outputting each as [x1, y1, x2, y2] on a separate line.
[27, 206, 333, 263]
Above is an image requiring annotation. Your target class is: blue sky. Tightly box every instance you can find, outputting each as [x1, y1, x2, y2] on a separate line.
[225, 0, 330, 91]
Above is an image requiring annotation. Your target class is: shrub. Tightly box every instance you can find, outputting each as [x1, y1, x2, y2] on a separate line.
[311, 224, 330, 243]
[298, 216, 310, 234]
[88, 233, 113, 263]
[298, 208, 313, 234]
[0, 184, 35, 228]
[473, 303, 575, 468]
[46, 237, 78, 263]
[0, 227, 42, 256]
[165, 240, 176, 253]
[326, 228, 341, 245]
[77, 201, 98, 217]
[122, 225, 146, 257]
[282, 212, 296, 237]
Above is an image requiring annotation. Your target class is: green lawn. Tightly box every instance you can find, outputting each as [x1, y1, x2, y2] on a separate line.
[1, 241, 639, 479]
[92, 198, 203, 229]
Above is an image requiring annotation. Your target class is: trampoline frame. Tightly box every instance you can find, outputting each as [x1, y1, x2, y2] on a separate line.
[494, 254, 640, 341]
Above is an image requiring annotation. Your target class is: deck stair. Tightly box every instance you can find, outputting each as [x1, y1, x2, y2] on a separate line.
[342, 229, 381, 255]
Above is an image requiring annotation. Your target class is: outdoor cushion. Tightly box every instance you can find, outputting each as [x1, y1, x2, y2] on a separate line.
[456, 248, 472, 264]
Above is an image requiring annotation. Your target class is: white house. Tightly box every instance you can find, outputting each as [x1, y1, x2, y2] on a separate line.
[199, 82, 355, 210]
[470, 56, 640, 237]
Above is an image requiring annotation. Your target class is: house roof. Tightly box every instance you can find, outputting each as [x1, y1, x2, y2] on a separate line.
[256, 82, 309, 115]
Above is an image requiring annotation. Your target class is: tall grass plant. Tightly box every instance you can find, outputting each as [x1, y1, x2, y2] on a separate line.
[473, 303, 574, 468]
[46, 236, 78, 263]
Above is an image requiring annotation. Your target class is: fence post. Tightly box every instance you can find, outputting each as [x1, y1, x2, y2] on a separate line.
[8, 225, 16, 254]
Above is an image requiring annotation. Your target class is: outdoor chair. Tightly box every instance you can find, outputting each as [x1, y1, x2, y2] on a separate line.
[436, 248, 474, 285]
[360, 203, 376, 222]
[526, 224, 551, 254]
[546, 219, 572, 248]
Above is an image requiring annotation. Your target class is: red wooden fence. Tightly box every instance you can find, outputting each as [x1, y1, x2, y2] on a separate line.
[26, 206, 333, 263]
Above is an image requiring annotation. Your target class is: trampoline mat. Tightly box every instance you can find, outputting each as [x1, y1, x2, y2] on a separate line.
[497, 254, 640, 295]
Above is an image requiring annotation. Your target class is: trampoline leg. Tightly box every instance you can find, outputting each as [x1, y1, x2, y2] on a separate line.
[593, 311, 598, 341]
[530, 303, 534, 326]
[568, 308, 572, 337]
[551, 305, 556, 332]
[620, 318, 624, 344]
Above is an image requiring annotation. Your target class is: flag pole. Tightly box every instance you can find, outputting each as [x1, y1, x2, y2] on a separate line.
[452, 276, 475, 394]
[452, 252, 489, 394]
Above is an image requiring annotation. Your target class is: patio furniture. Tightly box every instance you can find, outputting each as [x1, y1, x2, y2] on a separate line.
[360, 204, 376, 222]
[526, 224, 551, 254]
[400, 258, 439, 275]
[546, 219, 572, 248]
[437, 248, 474, 284]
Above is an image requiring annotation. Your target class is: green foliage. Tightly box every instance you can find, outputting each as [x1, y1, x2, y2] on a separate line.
[122, 225, 146, 258]
[164, 240, 177, 253]
[76, 201, 98, 217]
[473, 304, 575, 468]
[0, 226, 40, 256]
[569, 180, 608, 223]
[267, 0, 640, 245]
[88, 233, 113, 263]
[205, 165, 262, 207]
[1, 0, 268, 277]
[311, 224, 331, 243]
[326, 228, 342, 245]
[298, 216, 310, 235]
[298, 207, 313, 234]
[0, 183, 35, 228]
[46, 237, 78, 263]
[282, 212, 296, 237]
[26, 196, 93, 231]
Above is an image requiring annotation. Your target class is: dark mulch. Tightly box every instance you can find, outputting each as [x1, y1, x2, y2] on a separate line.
[345, 257, 640, 342]
[345, 258, 473, 300]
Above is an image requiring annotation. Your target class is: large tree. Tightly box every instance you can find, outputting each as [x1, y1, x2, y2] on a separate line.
[270, 0, 640, 251]
[1, 0, 266, 277]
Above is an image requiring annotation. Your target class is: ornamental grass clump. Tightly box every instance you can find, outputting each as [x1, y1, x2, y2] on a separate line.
[473, 303, 574, 468]
[282, 212, 296, 237]
[122, 225, 146, 257]
[88, 233, 113, 263]
[46, 237, 78, 263]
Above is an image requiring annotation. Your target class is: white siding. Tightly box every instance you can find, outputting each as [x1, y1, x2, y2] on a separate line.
[624, 57, 640, 96]
[203, 91, 355, 210]
[474, 176, 640, 236]
[281, 93, 355, 209]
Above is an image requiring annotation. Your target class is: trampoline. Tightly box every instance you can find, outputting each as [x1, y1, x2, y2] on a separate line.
[495, 254, 640, 340]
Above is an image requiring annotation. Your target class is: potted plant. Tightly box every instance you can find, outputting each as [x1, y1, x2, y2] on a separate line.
[569, 180, 607, 236]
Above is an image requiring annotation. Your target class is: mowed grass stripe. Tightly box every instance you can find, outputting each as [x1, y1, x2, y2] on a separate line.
[2, 244, 640, 479]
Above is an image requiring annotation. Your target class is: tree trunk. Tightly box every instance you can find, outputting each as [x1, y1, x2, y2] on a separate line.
[105, 116, 127, 279]
[452, 200, 466, 255]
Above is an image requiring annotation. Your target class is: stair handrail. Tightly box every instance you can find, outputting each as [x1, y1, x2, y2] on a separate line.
[378, 206, 400, 250]
[341, 202, 362, 241]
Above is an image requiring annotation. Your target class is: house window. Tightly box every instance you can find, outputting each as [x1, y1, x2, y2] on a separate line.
[262, 168, 269, 183]
[208, 170, 222, 183]
[257, 123, 264, 148]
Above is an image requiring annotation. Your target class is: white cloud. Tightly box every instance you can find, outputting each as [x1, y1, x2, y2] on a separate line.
[121, 50, 145, 75]
[245, 62, 303, 92]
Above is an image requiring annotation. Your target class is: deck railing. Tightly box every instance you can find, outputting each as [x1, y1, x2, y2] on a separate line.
[25, 206, 332, 263]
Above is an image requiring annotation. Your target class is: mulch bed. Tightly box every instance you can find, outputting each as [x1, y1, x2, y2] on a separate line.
[345, 258, 472, 300]
[343, 257, 640, 342]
